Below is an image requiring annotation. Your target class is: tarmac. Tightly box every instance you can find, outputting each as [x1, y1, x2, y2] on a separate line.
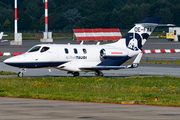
[0, 97, 180, 120]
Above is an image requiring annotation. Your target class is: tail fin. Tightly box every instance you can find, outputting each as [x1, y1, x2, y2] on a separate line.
[115, 17, 161, 51]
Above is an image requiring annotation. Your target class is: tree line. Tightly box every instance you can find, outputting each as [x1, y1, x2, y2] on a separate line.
[0, 0, 180, 32]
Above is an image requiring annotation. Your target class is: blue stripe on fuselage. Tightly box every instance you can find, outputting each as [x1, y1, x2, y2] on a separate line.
[98, 56, 131, 66]
[5, 61, 67, 68]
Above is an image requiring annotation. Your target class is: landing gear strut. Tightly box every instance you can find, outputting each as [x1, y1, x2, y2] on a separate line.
[67, 71, 80, 77]
[95, 70, 104, 76]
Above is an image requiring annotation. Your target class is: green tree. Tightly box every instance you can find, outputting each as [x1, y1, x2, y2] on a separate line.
[155, 8, 173, 24]
[137, 3, 151, 21]
[26, 0, 44, 19]
[3, 18, 12, 30]
[172, 7, 180, 26]
[118, 4, 139, 29]
[18, 11, 32, 30]
[63, 8, 82, 24]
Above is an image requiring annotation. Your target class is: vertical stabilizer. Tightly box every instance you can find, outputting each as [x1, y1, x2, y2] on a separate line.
[115, 17, 161, 51]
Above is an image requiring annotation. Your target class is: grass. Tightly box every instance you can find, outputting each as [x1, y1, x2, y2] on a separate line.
[141, 60, 180, 64]
[127, 60, 180, 65]
[0, 76, 180, 107]
[0, 71, 17, 75]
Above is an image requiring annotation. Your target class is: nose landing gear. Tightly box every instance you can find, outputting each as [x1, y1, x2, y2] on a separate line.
[18, 72, 24, 77]
[18, 68, 26, 77]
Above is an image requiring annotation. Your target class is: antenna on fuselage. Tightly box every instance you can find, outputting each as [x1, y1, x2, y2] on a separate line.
[80, 41, 84, 45]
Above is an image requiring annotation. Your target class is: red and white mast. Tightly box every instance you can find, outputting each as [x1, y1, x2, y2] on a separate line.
[15, 0, 18, 33]
[45, 0, 48, 33]
[10, 0, 22, 45]
[41, 0, 53, 42]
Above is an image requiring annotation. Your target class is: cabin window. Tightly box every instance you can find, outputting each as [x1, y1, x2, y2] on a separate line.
[64, 48, 69, 54]
[83, 49, 87, 54]
[74, 48, 78, 54]
[41, 47, 50, 53]
[28, 46, 41, 53]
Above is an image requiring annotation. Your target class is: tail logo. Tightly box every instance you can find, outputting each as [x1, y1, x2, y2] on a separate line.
[124, 33, 142, 51]
[128, 38, 139, 51]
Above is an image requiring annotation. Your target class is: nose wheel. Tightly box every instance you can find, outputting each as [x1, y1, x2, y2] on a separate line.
[18, 72, 24, 77]
[18, 68, 26, 77]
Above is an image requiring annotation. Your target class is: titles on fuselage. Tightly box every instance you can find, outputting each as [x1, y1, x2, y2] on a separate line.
[66, 56, 87, 59]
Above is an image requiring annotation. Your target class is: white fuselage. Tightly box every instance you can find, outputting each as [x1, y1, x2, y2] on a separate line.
[4, 42, 134, 72]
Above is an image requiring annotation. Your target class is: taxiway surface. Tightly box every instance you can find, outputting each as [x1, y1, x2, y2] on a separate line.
[0, 97, 180, 120]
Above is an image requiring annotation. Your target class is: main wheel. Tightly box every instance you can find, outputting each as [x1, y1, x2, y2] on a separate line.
[18, 72, 24, 77]
[95, 70, 104, 76]
[73, 72, 79, 77]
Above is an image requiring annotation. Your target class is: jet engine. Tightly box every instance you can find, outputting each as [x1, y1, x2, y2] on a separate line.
[100, 48, 128, 59]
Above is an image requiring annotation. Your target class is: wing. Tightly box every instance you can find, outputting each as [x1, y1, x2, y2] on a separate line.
[80, 53, 143, 70]
[80, 66, 127, 70]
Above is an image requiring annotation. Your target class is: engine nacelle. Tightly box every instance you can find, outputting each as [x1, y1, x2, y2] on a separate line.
[100, 48, 128, 59]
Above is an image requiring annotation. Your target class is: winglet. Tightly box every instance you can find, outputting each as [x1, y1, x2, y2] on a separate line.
[127, 53, 143, 68]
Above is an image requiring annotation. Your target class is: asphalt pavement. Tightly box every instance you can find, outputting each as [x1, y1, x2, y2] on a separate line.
[0, 97, 180, 120]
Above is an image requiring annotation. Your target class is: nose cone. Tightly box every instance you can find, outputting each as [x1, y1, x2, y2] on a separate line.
[3, 56, 19, 67]
[3, 57, 12, 64]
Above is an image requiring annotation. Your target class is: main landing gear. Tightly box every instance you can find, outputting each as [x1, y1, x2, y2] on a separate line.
[18, 68, 26, 77]
[95, 70, 104, 76]
[67, 71, 80, 77]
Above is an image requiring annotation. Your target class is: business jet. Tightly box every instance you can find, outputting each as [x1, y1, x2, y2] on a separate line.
[0, 32, 8, 42]
[4, 17, 161, 77]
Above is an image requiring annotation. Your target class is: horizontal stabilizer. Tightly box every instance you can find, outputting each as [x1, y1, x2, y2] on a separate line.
[158, 24, 175, 26]
[139, 17, 161, 24]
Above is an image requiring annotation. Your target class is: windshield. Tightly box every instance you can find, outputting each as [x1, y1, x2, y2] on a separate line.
[27, 46, 41, 53]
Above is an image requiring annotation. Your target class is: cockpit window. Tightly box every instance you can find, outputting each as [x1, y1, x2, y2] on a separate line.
[28, 46, 41, 53]
[41, 47, 50, 52]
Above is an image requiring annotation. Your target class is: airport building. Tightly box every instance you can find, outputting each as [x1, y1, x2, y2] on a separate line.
[166, 27, 180, 41]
